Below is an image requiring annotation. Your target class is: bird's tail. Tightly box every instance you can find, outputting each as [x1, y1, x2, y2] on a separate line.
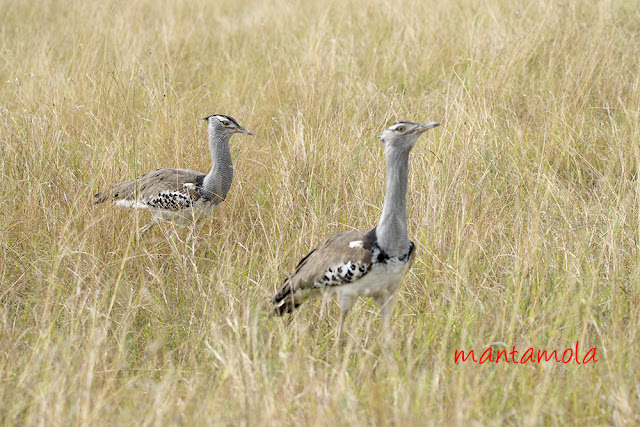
[93, 179, 136, 205]
[270, 280, 305, 316]
[93, 189, 110, 205]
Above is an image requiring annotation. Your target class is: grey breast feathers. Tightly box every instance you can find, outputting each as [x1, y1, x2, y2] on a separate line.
[271, 229, 377, 315]
[94, 168, 207, 209]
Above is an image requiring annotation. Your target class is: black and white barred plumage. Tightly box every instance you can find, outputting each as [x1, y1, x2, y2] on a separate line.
[94, 114, 252, 227]
[271, 228, 416, 315]
[270, 120, 439, 343]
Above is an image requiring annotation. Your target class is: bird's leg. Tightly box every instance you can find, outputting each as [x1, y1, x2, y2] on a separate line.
[186, 208, 202, 240]
[337, 310, 347, 345]
[186, 222, 200, 244]
[380, 295, 394, 329]
[376, 293, 396, 343]
[138, 222, 153, 235]
[336, 294, 356, 346]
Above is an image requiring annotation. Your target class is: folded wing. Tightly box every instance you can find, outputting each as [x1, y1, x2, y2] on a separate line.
[94, 168, 208, 210]
[271, 230, 377, 315]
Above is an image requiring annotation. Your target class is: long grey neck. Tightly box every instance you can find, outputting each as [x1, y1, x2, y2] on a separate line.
[376, 143, 411, 257]
[202, 130, 233, 202]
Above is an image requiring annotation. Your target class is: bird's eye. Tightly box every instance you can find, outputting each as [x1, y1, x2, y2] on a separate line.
[396, 126, 406, 132]
[222, 120, 230, 126]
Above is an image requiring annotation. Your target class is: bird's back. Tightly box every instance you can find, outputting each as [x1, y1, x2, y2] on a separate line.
[271, 228, 415, 315]
[94, 168, 207, 207]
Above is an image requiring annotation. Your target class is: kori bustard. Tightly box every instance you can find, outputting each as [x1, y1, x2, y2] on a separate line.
[271, 120, 440, 342]
[94, 114, 252, 229]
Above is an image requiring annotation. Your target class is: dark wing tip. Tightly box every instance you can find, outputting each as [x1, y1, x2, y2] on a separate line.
[93, 190, 108, 205]
[270, 304, 290, 317]
[270, 280, 301, 316]
[270, 299, 299, 317]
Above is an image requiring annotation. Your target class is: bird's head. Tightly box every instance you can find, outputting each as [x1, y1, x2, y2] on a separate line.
[203, 114, 253, 136]
[378, 121, 440, 149]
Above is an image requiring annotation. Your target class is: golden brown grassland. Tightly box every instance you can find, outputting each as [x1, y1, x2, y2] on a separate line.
[1, 0, 639, 424]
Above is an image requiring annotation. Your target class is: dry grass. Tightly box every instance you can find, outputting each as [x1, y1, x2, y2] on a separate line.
[1, 0, 639, 424]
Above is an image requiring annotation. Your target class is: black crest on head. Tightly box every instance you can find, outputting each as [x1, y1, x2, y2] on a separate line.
[203, 114, 239, 126]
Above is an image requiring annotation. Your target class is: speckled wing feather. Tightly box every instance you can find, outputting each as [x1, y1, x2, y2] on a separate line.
[271, 229, 378, 315]
[94, 168, 212, 210]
